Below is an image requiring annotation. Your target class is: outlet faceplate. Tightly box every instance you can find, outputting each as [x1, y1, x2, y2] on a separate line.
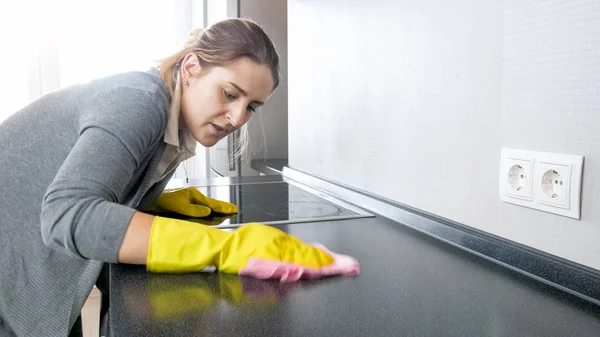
[499, 148, 533, 201]
[535, 161, 570, 208]
[499, 148, 584, 219]
[532, 151, 584, 219]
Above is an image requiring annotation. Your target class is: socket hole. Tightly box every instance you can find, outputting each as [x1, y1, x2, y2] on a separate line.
[508, 165, 526, 191]
[542, 169, 564, 198]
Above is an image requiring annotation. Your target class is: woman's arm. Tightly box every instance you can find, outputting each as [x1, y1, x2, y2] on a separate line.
[40, 85, 167, 263]
[117, 211, 155, 264]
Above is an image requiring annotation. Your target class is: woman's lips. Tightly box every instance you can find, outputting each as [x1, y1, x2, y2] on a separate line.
[211, 123, 227, 138]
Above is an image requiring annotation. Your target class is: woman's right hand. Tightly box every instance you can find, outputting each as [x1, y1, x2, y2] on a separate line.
[146, 217, 359, 282]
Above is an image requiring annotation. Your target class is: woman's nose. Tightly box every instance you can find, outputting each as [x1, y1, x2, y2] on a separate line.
[227, 105, 246, 129]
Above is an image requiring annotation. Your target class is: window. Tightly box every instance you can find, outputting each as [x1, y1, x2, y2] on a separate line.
[0, 0, 202, 123]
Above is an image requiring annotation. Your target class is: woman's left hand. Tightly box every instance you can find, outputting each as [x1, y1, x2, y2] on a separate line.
[144, 187, 238, 217]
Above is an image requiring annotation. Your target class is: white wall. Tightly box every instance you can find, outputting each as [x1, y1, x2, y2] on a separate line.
[288, 0, 600, 270]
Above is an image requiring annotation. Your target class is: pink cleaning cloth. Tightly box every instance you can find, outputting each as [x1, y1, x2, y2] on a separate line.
[238, 244, 360, 283]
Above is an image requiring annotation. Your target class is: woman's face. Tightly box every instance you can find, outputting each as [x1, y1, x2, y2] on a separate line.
[180, 54, 274, 147]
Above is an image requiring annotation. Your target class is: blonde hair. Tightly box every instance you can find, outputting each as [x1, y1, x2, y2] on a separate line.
[158, 18, 280, 161]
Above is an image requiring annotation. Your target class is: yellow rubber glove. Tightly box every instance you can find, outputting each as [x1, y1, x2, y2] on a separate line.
[144, 187, 238, 217]
[147, 217, 334, 274]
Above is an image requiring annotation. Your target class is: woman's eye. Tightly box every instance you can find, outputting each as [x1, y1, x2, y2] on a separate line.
[247, 106, 256, 113]
[224, 90, 236, 100]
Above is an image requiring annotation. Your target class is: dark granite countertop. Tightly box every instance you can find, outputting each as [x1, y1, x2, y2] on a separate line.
[109, 217, 600, 336]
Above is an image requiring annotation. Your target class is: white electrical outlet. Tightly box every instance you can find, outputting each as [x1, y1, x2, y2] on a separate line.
[499, 148, 584, 219]
[499, 148, 533, 201]
[532, 151, 584, 219]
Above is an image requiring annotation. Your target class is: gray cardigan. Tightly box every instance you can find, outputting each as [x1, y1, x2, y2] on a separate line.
[0, 69, 175, 336]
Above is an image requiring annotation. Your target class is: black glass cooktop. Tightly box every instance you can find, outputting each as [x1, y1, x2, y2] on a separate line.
[159, 181, 372, 227]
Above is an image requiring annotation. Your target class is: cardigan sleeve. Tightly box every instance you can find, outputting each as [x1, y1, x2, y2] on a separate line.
[40, 85, 168, 263]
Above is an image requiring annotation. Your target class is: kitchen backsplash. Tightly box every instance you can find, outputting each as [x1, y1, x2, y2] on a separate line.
[287, 0, 600, 270]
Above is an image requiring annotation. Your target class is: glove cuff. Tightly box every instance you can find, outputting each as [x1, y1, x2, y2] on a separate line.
[147, 216, 232, 273]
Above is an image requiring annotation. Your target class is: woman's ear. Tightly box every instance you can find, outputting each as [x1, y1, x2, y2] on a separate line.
[180, 53, 202, 80]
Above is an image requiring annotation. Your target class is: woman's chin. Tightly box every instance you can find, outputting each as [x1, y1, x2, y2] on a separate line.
[198, 136, 220, 147]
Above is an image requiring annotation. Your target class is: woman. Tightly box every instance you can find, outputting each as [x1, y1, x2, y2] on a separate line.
[0, 18, 357, 336]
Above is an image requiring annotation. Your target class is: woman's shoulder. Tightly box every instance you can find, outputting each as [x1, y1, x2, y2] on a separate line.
[64, 68, 171, 136]
[88, 68, 169, 108]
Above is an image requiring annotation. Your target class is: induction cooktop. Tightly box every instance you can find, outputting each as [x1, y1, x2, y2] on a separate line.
[161, 180, 373, 228]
